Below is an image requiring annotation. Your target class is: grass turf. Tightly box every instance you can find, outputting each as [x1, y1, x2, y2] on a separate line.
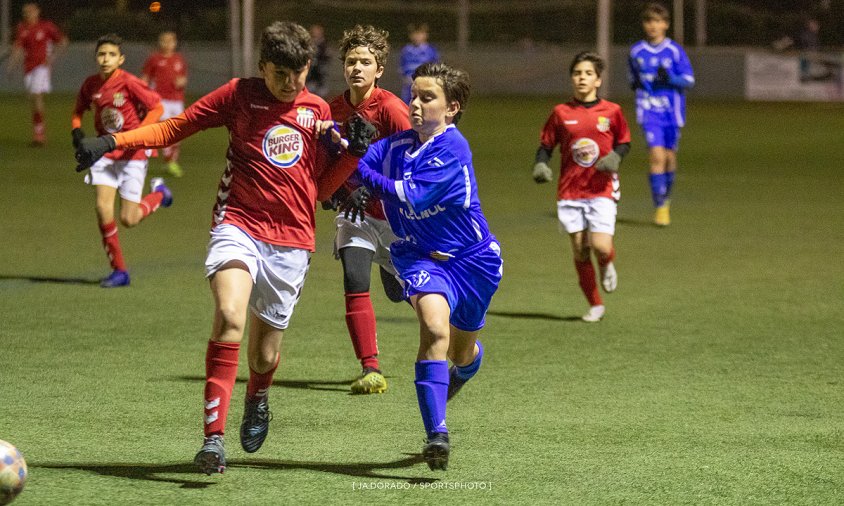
[1, 94, 842, 505]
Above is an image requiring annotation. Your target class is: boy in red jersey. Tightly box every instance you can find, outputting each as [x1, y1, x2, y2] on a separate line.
[7, 2, 67, 146]
[75, 21, 333, 475]
[142, 31, 188, 177]
[316, 25, 411, 395]
[532, 51, 631, 322]
[71, 34, 169, 288]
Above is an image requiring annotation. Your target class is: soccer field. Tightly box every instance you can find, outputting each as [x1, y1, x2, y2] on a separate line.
[1, 94, 843, 505]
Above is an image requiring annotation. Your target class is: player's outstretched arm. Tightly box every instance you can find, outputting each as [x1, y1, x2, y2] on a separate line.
[532, 146, 554, 183]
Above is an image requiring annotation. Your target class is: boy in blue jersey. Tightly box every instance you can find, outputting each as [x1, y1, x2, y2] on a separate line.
[341, 62, 502, 471]
[399, 23, 439, 103]
[628, 3, 694, 226]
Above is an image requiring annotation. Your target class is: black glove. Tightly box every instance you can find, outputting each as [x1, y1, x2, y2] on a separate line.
[75, 135, 116, 172]
[346, 115, 377, 157]
[338, 186, 371, 222]
[71, 128, 85, 149]
[321, 186, 350, 211]
[655, 66, 670, 85]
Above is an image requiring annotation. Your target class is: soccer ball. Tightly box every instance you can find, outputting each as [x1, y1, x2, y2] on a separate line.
[0, 440, 27, 505]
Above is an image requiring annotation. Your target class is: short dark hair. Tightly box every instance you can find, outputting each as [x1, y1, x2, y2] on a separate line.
[569, 51, 605, 77]
[642, 2, 670, 22]
[260, 21, 314, 71]
[339, 25, 390, 69]
[412, 62, 470, 124]
[96, 33, 123, 53]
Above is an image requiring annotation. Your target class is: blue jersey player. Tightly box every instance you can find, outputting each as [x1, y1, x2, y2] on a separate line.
[628, 3, 694, 226]
[342, 62, 502, 471]
[399, 23, 439, 104]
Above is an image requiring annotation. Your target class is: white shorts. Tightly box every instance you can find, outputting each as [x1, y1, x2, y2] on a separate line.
[24, 65, 51, 94]
[205, 224, 311, 330]
[160, 99, 185, 121]
[84, 157, 148, 203]
[557, 197, 617, 235]
[334, 213, 398, 275]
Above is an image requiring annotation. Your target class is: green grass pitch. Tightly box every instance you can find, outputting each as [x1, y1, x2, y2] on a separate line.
[1, 93, 842, 505]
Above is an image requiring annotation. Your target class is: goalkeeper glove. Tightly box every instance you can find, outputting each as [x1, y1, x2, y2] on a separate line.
[346, 116, 377, 157]
[339, 186, 371, 223]
[71, 128, 85, 149]
[595, 151, 622, 172]
[75, 135, 116, 172]
[532, 162, 553, 183]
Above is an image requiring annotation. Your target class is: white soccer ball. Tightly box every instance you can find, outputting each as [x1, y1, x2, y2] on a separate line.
[0, 440, 27, 505]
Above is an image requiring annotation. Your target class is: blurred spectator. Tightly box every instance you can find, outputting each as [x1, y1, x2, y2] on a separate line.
[306, 24, 330, 97]
[399, 23, 439, 103]
[797, 17, 820, 52]
[6, 2, 68, 146]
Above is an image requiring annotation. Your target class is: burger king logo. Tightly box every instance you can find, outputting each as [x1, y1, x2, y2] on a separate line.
[262, 125, 302, 168]
[571, 138, 600, 168]
[101, 107, 125, 133]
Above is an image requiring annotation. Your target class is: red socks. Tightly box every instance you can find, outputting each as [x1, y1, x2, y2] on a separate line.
[203, 341, 240, 437]
[32, 111, 45, 139]
[598, 248, 616, 267]
[345, 292, 380, 371]
[574, 259, 602, 306]
[247, 354, 279, 399]
[139, 191, 164, 218]
[99, 221, 126, 271]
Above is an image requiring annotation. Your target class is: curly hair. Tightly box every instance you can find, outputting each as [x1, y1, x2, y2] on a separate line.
[338, 25, 390, 69]
[412, 62, 471, 125]
[260, 21, 314, 71]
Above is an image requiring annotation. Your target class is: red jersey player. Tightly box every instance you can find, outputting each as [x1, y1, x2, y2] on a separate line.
[316, 25, 411, 395]
[532, 51, 631, 322]
[7, 2, 67, 146]
[75, 22, 332, 475]
[71, 34, 169, 288]
[142, 31, 188, 177]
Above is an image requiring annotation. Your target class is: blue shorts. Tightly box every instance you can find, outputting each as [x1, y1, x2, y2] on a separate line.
[642, 123, 681, 151]
[391, 238, 503, 332]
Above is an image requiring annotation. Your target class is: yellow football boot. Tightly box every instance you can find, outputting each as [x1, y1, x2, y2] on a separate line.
[351, 369, 387, 394]
[654, 201, 671, 226]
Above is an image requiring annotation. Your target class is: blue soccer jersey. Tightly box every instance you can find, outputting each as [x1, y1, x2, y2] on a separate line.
[628, 38, 694, 127]
[400, 43, 440, 79]
[356, 125, 491, 256]
[355, 124, 501, 331]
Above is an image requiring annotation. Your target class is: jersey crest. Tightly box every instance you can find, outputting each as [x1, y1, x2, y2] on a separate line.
[296, 107, 315, 129]
[597, 116, 610, 133]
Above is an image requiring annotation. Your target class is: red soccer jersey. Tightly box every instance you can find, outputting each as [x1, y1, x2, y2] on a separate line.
[326, 87, 410, 219]
[142, 52, 187, 101]
[74, 69, 162, 161]
[184, 78, 331, 250]
[540, 99, 631, 201]
[14, 20, 63, 73]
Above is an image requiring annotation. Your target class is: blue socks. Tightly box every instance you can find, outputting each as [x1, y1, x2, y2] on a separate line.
[415, 360, 449, 437]
[454, 341, 484, 381]
[649, 173, 668, 207]
[664, 171, 675, 200]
